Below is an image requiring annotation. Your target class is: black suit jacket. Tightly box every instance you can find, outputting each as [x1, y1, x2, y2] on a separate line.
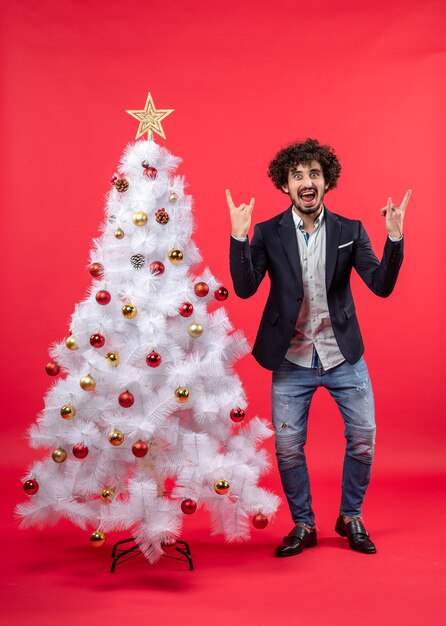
[229, 206, 404, 370]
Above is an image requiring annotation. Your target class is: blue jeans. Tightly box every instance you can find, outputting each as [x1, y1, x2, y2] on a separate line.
[271, 357, 376, 527]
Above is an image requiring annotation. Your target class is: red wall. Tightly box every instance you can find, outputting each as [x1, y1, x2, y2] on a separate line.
[2, 0, 445, 483]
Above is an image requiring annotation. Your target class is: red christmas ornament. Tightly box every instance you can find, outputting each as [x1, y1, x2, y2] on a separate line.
[72, 444, 89, 459]
[252, 513, 269, 529]
[45, 361, 60, 376]
[181, 499, 197, 515]
[96, 290, 111, 305]
[132, 441, 149, 457]
[89, 263, 104, 278]
[146, 352, 162, 367]
[119, 390, 134, 408]
[90, 333, 105, 348]
[194, 282, 209, 297]
[161, 540, 177, 553]
[230, 408, 246, 423]
[23, 479, 39, 495]
[215, 286, 229, 301]
[179, 302, 194, 317]
[143, 166, 158, 180]
[149, 261, 165, 276]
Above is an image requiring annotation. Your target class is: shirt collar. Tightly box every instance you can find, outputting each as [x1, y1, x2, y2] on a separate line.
[291, 206, 325, 231]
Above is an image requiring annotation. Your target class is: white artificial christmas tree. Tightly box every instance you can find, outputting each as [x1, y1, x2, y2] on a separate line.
[17, 94, 279, 564]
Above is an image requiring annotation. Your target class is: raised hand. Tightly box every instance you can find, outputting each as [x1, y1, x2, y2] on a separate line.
[380, 189, 411, 239]
[226, 188, 255, 238]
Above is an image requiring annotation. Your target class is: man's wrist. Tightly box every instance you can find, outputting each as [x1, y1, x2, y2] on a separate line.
[388, 233, 403, 242]
[231, 232, 248, 241]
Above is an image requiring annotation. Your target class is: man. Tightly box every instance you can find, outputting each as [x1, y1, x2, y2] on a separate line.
[227, 138, 410, 556]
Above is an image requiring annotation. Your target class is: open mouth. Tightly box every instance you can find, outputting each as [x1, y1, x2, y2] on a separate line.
[299, 189, 317, 205]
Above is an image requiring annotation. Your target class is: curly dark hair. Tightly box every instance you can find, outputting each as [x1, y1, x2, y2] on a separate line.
[268, 138, 342, 192]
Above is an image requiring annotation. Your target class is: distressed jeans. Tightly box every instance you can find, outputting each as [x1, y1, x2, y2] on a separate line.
[272, 357, 376, 527]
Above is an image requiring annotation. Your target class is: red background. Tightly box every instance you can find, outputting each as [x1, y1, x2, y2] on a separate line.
[1, 1, 445, 625]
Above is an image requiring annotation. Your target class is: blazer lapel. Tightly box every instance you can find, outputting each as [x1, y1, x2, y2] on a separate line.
[324, 207, 342, 291]
[278, 207, 303, 292]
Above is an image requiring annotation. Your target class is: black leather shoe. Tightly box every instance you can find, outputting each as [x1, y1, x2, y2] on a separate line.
[275, 525, 317, 557]
[335, 515, 377, 554]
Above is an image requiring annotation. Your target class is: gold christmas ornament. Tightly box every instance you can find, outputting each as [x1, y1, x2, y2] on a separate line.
[65, 335, 78, 350]
[114, 178, 129, 192]
[52, 448, 67, 463]
[60, 404, 76, 420]
[126, 92, 174, 140]
[188, 322, 203, 338]
[108, 429, 124, 446]
[132, 211, 148, 226]
[175, 387, 190, 403]
[168, 249, 183, 264]
[105, 352, 120, 366]
[90, 530, 106, 547]
[80, 374, 96, 391]
[214, 479, 230, 495]
[168, 191, 178, 203]
[114, 228, 125, 239]
[122, 304, 137, 319]
[101, 486, 116, 503]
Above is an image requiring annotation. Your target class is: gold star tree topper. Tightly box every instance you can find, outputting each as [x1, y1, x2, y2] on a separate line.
[126, 92, 174, 140]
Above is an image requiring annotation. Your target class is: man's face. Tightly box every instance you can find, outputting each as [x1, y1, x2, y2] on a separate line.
[281, 160, 328, 216]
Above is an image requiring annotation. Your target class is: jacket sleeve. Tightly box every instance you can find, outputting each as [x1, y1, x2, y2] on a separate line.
[353, 222, 404, 297]
[229, 224, 268, 299]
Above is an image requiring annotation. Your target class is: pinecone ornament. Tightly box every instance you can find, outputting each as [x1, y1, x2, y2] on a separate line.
[131, 254, 146, 269]
[155, 208, 169, 225]
[113, 178, 129, 192]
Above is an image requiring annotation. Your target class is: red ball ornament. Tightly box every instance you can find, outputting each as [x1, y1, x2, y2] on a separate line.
[72, 444, 89, 459]
[149, 261, 165, 276]
[89, 263, 104, 278]
[194, 282, 209, 297]
[230, 408, 246, 423]
[96, 290, 111, 305]
[23, 479, 39, 495]
[179, 302, 194, 317]
[143, 166, 158, 180]
[119, 390, 134, 408]
[252, 513, 269, 529]
[45, 361, 60, 376]
[132, 441, 148, 457]
[90, 333, 105, 348]
[215, 286, 229, 301]
[161, 540, 177, 553]
[181, 499, 197, 515]
[146, 352, 162, 367]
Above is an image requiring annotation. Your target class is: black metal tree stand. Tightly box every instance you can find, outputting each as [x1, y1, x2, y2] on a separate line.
[110, 537, 194, 573]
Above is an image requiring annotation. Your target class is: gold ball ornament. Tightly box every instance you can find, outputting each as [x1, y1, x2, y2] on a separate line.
[65, 335, 78, 350]
[188, 322, 203, 338]
[101, 486, 116, 503]
[114, 228, 125, 239]
[90, 530, 106, 547]
[60, 404, 76, 420]
[168, 249, 183, 264]
[168, 191, 178, 203]
[132, 211, 148, 226]
[175, 387, 190, 403]
[122, 304, 137, 319]
[80, 374, 96, 391]
[52, 448, 67, 463]
[105, 352, 120, 366]
[108, 429, 125, 446]
[214, 479, 230, 495]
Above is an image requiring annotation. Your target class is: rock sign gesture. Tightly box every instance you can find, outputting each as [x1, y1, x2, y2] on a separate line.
[381, 189, 411, 239]
[226, 189, 255, 239]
